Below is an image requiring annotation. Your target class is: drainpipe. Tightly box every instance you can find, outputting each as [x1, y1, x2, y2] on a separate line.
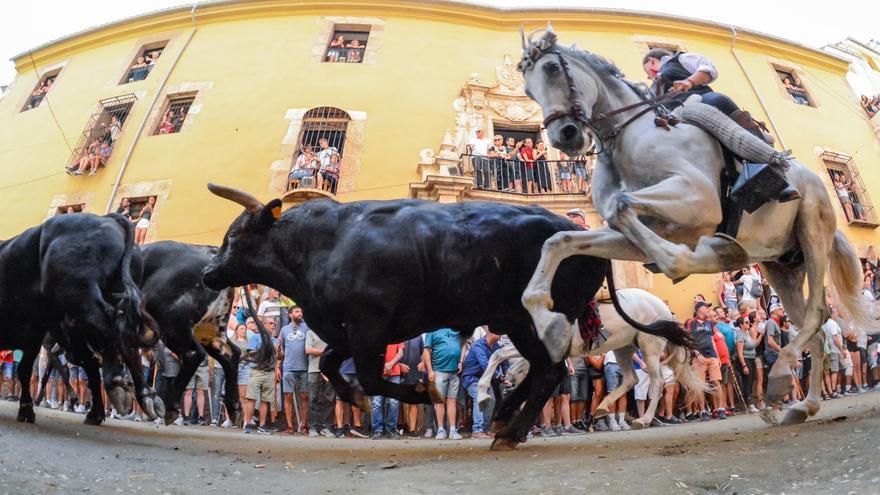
[104, 3, 199, 213]
[729, 26, 787, 150]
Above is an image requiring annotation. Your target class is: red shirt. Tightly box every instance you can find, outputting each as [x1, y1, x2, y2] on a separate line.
[383, 343, 405, 376]
[520, 146, 535, 168]
[712, 327, 730, 365]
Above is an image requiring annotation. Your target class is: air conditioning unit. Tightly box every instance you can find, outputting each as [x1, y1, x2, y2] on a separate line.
[301, 176, 316, 189]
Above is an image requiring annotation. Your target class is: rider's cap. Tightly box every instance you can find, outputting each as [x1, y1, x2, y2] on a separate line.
[769, 303, 784, 314]
[566, 208, 587, 221]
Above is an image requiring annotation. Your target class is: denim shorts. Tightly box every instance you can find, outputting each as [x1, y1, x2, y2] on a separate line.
[283, 370, 308, 394]
[570, 371, 589, 401]
[604, 363, 622, 392]
[1, 362, 13, 378]
[434, 371, 460, 400]
[69, 365, 88, 380]
[574, 167, 587, 178]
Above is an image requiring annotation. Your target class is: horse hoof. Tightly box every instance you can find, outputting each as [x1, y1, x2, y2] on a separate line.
[630, 419, 650, 430]
[781, 406, 809, 426]
[490, 437, 519, 451]
[759, 408, 778, 426]
[594, 407, 608, 419]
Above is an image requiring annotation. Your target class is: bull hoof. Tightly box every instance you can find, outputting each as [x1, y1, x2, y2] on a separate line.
[491, 420, 510, 434]
[164, 408, 181, 426]
[490, 437, 519, 451]
[85, 410, 105, 426]
[759, 407, 779, 426]
[17, 404, 35, 424]
[426, 382, 445, 404]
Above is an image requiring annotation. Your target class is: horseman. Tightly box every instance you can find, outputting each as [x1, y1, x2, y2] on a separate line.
[642, 48, 800, 203]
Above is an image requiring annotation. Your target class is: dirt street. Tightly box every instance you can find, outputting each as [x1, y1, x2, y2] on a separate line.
[1, 393, 878, 495]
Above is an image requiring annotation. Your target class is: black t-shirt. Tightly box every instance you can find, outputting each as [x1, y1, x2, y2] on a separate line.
[688, 318, 718, 359]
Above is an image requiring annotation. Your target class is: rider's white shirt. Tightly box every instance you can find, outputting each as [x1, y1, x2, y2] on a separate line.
[660, 52, 718, 83]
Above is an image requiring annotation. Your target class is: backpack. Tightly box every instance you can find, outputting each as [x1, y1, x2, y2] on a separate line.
[748, 277, 764, 298]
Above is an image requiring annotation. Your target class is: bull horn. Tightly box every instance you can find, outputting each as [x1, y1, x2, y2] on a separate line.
[207, 183, 263, 214]
[547, 21, 554, 33]
[520, 26, 527, 50]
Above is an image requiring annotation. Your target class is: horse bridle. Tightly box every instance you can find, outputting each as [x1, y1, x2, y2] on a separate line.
[525, 45, 683, 153]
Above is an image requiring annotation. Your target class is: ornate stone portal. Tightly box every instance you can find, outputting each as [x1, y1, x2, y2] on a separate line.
[409, 54, 652, 290]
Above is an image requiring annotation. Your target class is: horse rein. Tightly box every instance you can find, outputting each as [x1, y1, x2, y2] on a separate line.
[536, 49, 683, 153]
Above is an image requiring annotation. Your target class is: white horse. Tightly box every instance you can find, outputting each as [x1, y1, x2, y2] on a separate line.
[478, 288, 707, 429]
[516, 27, 876, 426]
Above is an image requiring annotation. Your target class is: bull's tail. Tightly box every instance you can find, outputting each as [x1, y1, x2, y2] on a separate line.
[606, 264, 694, 349]
[829, 230, 880, 333]
[108, 213, 158, 347]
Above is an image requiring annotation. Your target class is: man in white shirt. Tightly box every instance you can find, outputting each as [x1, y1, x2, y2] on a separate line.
[468, 128, 492, 189]
[257, 288, 282, 332]
[642, 48, 799, 203]
[736, 266, 762, 310]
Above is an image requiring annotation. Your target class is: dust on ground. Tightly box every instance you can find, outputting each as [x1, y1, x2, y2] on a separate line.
[1, 393, 878, 495]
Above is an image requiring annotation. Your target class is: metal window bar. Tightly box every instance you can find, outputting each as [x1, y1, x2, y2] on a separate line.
[823, 152, 878, 226]
[324, 30, 369, 64]
[287, 107, 350, 195]
[64, 94, 137, 173]
[124, 48, 164, 84]
[461, 154, 591, 195]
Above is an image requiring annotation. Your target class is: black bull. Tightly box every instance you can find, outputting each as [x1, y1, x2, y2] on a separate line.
[0, 213, 157, 425]
[201, 184, 691, 448]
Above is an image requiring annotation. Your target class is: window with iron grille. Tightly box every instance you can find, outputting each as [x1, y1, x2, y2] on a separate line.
[287, 107, 350, 195]
[822, 151, 878, 227]
[21, 69, 61, 112]
[154, 94, 195, 135]
[324, 25, 370, 64]
[65, 94, 136, 175]
[56, 204, 85, 215]
[773, 66, 815, 107]
[121, 41, 167, 84]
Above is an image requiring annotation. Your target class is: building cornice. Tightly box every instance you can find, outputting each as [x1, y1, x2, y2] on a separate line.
[13, 0, 850, 74]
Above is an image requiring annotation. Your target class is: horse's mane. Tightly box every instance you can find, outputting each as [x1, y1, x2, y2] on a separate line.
[562, 44, 651, 100]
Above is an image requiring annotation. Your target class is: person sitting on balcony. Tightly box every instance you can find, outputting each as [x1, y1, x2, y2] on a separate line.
[518, 138, 537, 194]
[783, 77, 809, 105]
[316, 138, 338, 191]
[289, 145, 318, 187]
[468, 128, 492, 190]
[129, 56, 149, 82]
[534, 140, 551, 193]
[158, 110, 175, 134]
[861, 95, 878, 118]
[322, 153, 341, 194]
[94, 141, 113, 174]
[70, 139, 101, 176]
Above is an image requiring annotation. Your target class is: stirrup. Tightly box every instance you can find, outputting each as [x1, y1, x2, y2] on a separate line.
[729, 162, 788, 214]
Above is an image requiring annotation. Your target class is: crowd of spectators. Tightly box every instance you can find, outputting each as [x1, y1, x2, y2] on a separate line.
[325, 34, 366, 63]
[861, 94, 879, 118]
[782, 76, 810, 106]
[467, 130, 590, 194]
[829, 169, 869, 223]
[288, 137, 341, 194]
[126, 50, 162, 83]
[66, 115, 124, 176]
[4, 257, 880, 440]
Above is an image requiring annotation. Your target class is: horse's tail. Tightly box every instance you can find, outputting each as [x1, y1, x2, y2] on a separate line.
[829, 230, 880, 333]
[606, 264, 694, 349]
[108, 213, 158, 347]
[666, 344, 711, 395]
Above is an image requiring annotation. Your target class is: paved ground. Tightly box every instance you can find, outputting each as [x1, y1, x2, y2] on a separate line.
[1, 393, 878, 495]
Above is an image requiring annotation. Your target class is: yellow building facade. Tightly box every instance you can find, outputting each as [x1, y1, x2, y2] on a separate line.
[2, 0, 880, 318]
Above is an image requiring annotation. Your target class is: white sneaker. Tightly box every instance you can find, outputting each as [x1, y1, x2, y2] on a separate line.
[608, 417, 621, 432]
[747, 405, 760, 414]
[61, 401, 69, 411]
[319, 428, 334, 437]
[618, 419, 631, 431]
[435, 428, 448, 440]
[449, 429, 463, 440]
[153, 418, 164, 425]
[221, 419, 234, 429]
[48, 400, 59, 410]
[172, 416, 184, 426]
[74, 404, 86, 414]
[423, 428, 435, 439]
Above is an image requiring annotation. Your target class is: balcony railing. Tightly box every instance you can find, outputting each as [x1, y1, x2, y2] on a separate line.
[287, 168, 339, 195]
[325, 47, 366, 63]
[460, 154, 590, 195]
[124, 64, 155, 84]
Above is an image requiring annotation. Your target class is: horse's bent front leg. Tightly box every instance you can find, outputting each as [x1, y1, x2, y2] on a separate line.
[523, 228, 646, 363]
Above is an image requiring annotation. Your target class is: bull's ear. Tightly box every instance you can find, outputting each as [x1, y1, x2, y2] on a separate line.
[256, 199, 283, 228]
